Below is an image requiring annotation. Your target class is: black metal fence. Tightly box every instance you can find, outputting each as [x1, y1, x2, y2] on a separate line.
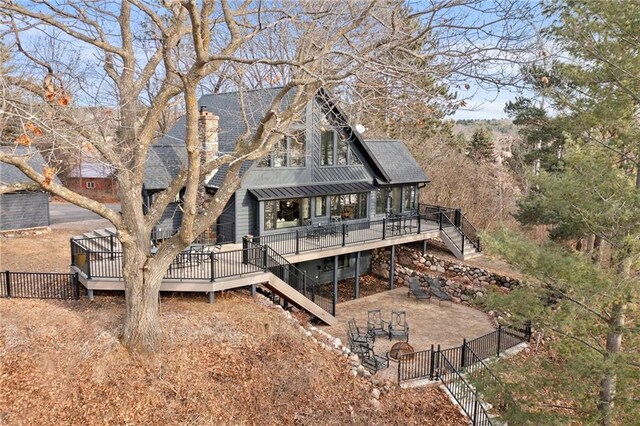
[1, 271, 81, 300]
[397, 322, 531, 382]
[397, 322, 530, 426]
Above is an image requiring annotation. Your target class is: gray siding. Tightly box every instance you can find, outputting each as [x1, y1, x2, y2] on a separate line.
[156, 202, 182, 234]
[296, 251, 372, 285]
[235, 188, 257, 241]
[0, 192, 50, 231]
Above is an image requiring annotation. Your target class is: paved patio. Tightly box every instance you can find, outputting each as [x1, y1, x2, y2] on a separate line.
[320, 287, 495, 381]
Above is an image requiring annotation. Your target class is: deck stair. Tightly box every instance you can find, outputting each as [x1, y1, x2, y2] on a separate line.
[418, 204, 482, 261]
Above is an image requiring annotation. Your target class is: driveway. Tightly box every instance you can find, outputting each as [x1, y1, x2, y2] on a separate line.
[49, 202, 120, 225]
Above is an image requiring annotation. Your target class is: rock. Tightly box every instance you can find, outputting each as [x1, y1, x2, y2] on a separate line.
[363, 370, 372, 378]
[349, 369, 358, 377]
[370, 399, 381, 410]
[475, 291, 484, 298]
[357, 365, 366, 375]
[372, 388, 381, 399]
[349, 354, 360, 363]
[430, 265, 437, 271]
[332, 338, 343, 348]
[452, 297, 461, 303]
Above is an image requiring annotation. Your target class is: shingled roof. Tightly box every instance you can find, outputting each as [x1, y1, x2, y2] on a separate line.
[0, 146, 61, 189]
[362, 140, 429, 185]
[144, 87, 285, 190]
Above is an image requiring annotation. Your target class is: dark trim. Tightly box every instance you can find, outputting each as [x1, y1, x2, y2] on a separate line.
[248, 182, 376, 201]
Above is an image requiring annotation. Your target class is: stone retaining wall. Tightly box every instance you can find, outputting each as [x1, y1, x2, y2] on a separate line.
[371, 246, 521, 305]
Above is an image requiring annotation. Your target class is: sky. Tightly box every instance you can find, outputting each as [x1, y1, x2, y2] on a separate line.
[451, 89, 516, 120]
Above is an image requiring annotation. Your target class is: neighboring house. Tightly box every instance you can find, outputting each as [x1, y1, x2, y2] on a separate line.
[0, 146, 59, 231]
[143, 87, 431, 283]
[67, 161, 115, 193]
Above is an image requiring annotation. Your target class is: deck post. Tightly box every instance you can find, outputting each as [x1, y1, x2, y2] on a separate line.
[295, 230, 300, 254]
[302, 271, 307, 296]
[389, 245, 395, 289]
[422, 239, 428, 254]
[417, 213, 421, 234]
[5, 270, 11, 298]
[251, 284, 256, 296]
[333, 255, 338, 309]
[87, 289, 94, 301]
[210, 253, 215, 281]
[382, 218, 386, 239]
[342, 224, 346, 246]
[354, 251, 360, 299]
[208, 291, 215, 304]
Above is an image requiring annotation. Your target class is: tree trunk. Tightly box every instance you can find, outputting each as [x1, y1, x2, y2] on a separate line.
[592, 235, 603, 265]
[598, 302, 626, 426]
[120, 244, 165, 352]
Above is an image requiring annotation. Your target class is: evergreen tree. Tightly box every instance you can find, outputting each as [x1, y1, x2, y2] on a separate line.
[468, 126, 495, 163]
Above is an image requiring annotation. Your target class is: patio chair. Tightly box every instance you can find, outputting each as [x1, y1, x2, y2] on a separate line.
[347, 318, 374, 350]
[201, 243, 222, 262]
[367, 310, 390, 339]
[408, 278, 431, 302]
[360, 345, 389, 374]
[388, 310, 409, 341]
[427, 277, 453, 306]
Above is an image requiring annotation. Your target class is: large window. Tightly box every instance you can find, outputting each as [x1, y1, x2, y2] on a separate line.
[330, 193, 367, 220]
[320, 128, 362, 166]
[258, 130, 306, 168]
[403, 185, 417, 212]
[376, 188, 391, 214]
[264, 198, 310, 230]
[321, 130, 334, 166]
[315, 196, 326, 217]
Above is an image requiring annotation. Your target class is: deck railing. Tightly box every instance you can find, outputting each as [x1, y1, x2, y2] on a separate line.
[419, 203, 482, 255]
[254, 214, 427, 256]
[245, 240, 335, 316]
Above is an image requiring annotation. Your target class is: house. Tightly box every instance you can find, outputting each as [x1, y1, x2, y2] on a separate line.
[67, 161, 115, 194]
[0, 146, 59, 231]
[70, 87, 479, 322]
[143, 88, 437, 283]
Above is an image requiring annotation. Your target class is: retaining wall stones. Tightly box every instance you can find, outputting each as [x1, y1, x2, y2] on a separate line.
[371, 246, 521, 305]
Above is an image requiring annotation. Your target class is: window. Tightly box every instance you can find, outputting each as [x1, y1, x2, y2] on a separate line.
[403, 185, 417, 212]
[321, 130, 334, 166]
[258, 130, 306, 168]
[330, 193, 367, 220]
[86, 181, 95, 189]
[390, 187, 402, 213]
[263, 198, 310, 230]
[376, 188, 391, 214]
[322, 254, 351, 272]
[315, 196, 326, 217]
[336, 133, 348, 165]
[321, 126, 361, 166]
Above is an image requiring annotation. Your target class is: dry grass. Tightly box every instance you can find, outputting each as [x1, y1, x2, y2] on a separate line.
[0, 294, 467, 425]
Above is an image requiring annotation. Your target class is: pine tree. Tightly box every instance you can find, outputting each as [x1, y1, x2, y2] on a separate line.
[468, 127, 495, 163]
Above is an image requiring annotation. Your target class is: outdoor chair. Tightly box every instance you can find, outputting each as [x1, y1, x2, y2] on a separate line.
[367, 310, 390, 339]
[347, 318, 374, 350]
[201, 243, 222, 262]
[360, 345, 389, 374]
[388, 310, 409, 341]
[305, 224, 321, 240]
[427, 277, 453, 306]
[408, 278, 431, 302]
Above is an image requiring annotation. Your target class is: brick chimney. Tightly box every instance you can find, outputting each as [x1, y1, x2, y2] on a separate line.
[198, 105, 219, 164]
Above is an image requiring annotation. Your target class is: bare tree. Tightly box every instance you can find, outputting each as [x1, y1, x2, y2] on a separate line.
[0, 0, 537, 352]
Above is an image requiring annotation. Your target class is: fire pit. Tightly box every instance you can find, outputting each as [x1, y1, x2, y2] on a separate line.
[388, 341, 415, 361]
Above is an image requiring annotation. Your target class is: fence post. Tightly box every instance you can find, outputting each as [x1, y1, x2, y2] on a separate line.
[461, 338, 467, 369]
[455, 209, 461, 228]
[461, 234, 465, 255]
[210, 253, 215, 282]
[74, 273, 80, 299]
[429, 344, 435, 379]
[497, 325, 502, 356]
[5, 271, 11, 298]
[473, 399, 479, 425]
[109, 235, 114, 260]
[262, 246, 268, 271]
[435, 344, 441, 379]
[382, 218, 386, 239]
[342, 224, 346, 246]
[242, 237, 248, 264]
[525, 320, 532, 341]
[295, 230, 300, 254]
[86, 249, 92, 279]
[69, 238, 74, 266]
[311, 282, 315, 302]
[417, 213, 421, 234]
